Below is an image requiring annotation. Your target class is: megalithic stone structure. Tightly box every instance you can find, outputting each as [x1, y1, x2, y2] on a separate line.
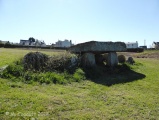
[107, 52, 118, 67]
[69, 41, 126, 67]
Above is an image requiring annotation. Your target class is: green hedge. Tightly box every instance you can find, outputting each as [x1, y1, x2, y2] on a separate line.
[127, 48, 144, 52]
[0, 43, 4, 47]
[0, 44, 68, 50]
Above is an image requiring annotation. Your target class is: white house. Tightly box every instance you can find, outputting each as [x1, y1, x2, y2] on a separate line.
[20, 39, 46, 47]
[152, 42, 159, 49]
[125, 41, 138, 48]
[55, 39, 72, 47]
[20, 40, 34, 46]
[35, 40, 46, 47]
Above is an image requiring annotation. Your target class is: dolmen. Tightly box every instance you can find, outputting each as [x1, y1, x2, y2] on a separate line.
[69, 41, 126, 67]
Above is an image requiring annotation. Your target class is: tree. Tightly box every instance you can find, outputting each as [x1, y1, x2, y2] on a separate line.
[29, 37, 35, 42]
[28, 37, 35, 45]
[5, 41, 10, 45]
[35, 39, 41, 47]
[4, 41, 12, 48]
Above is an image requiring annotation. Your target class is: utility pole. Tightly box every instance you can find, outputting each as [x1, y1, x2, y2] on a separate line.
[144, 39, 146, 46]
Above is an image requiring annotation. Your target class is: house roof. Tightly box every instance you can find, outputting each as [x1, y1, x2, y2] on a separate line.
[153, 42, 159, 45]
[20, 40, 29, 42]
[125, 42, 138, 44]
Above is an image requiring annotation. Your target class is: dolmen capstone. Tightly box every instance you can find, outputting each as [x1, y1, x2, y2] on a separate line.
[69, 41, 126, 67]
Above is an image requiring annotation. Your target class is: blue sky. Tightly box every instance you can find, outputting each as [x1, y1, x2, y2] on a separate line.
[0, 0, 159, 47]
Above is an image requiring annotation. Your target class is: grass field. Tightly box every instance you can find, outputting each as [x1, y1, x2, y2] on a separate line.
[0, 48, 65, 67]
[0, 48, 159, 119]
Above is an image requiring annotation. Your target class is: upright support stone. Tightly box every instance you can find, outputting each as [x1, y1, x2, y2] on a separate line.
[81, 53, 96, 67]
[107, 52, 118, 67]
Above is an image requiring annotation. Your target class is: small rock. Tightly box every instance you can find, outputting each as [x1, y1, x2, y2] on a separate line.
[127, 57, 135, 65]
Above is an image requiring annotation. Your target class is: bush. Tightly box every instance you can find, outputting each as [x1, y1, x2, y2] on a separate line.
[46, 52, 79, 72]
[23, 52, 49, 71]
[73, 68, 85, 82]
[0, 43, 4, 47]
[0, 52, 86, 84]
[118, 55, 126, 63]
[1, 60, 24, 79]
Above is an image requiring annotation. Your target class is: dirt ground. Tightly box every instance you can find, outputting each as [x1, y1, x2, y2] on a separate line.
[135, 52, 159, 59]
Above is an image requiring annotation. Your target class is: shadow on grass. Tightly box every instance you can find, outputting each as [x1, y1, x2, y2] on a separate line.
[82, 64, 146, 86]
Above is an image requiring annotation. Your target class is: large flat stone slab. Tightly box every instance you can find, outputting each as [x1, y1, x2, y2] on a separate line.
[69, 41, 126, 54]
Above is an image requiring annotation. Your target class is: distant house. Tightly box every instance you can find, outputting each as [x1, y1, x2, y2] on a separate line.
[55, 39, 72, 47]
[125, 41, 138, 48]
[152, 42, 159, 49]
[20, 40, 34, 46]
[35, 40, 46, 47]
[49, 43, 55, 48]
[19, 39, 46, 47]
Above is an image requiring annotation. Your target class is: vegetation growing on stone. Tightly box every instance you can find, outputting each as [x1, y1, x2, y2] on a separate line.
[46, 52, 79, 73]
[23, 52, 49, 71]
[0, 51, 136, 85]
[0, 52, 83, 84]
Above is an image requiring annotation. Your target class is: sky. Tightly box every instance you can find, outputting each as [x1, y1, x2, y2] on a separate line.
[0, 0, 159, 47]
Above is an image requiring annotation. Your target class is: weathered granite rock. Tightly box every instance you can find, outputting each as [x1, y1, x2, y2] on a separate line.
[127, 57, 135, 65]
[69, 41, 126, 54]
[81, 53, 96, 67]
[107, 52, 118, 67]
[118, 55, 126, 63]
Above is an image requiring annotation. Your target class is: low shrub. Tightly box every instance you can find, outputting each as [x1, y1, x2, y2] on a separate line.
[1, 59, 24, 79]
[0, 53, 85, 84]
[73, 68, 85, 82]
[46, 52, 79, 73]
[23, 52, 49, 71]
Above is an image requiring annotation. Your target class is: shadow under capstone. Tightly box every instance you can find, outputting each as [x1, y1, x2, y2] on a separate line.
[82, 64, 146, 86]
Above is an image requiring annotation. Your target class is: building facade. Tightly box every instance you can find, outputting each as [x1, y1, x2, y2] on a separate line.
[20, 40, 34, 46]
[55, 39, 72, 47]
[125, 41, 138, 48]
[152, 42, 159, 49]
[20, 39, 46, 47]
[35, 40, 46, 47]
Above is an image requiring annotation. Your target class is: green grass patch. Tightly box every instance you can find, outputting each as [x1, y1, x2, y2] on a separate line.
[0, 61, 85, 85]
[0, 48, 159, 119]
[0, 48, 85, 84]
